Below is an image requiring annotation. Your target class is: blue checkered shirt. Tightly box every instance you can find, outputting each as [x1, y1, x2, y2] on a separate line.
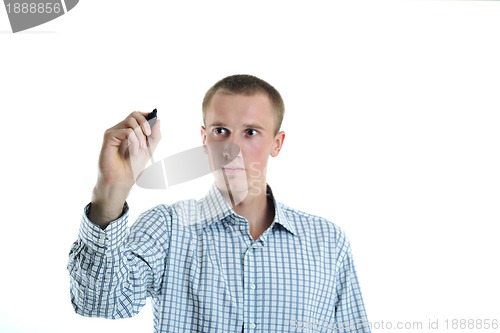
[68, 185, 370, 332]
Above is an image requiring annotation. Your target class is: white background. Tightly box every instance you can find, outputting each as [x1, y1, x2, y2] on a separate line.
[1, 1, 499, 332]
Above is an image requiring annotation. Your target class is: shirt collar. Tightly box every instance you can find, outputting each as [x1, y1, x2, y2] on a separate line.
[266, 185, 297, 236]
[198, 184, 234, 226]
[199, 184, 297, 236]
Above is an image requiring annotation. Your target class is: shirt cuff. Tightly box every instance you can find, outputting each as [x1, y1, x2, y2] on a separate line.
[79, 202, 130, 252]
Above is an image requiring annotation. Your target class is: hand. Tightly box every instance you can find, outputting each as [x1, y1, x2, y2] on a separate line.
[89, 111, 161, 227]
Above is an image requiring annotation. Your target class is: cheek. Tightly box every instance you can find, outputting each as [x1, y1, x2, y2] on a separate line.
[241, 141, 270, 165]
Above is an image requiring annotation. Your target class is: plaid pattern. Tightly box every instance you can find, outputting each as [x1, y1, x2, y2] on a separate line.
[68, 185, 370, 332]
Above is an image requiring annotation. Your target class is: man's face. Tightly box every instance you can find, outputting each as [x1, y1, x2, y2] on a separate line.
[201, 91, 285, 202]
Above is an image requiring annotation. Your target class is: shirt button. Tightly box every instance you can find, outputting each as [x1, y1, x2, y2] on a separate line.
[250, 283, 256, 290]
[249, 322, 256, 329]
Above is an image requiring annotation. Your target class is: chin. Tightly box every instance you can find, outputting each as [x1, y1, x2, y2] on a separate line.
[214, 171, 250, 203]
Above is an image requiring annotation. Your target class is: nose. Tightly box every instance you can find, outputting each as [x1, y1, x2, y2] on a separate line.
[223, 141, 240, 160]
[207, 141, 240, 170]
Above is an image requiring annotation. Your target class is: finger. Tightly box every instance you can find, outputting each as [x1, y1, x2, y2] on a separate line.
[102, 127, 138, 158]
[134, 121, 148, 150]
[130, 111, 153, 137]
[122, 115, 147, 150]
[109, 111, 152, 136]
[127, 127, 142, 157]
[127, 129, 151, 181]
[147, 118, 162, 151]
[103, 127, 134, 148]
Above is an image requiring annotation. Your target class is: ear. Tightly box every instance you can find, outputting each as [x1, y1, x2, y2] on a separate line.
[201, 125, 207, 145]
[270, 131, 285, 157]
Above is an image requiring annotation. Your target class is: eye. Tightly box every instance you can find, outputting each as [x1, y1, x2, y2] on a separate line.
[245, 129, 258, 136]
[214, 127, 230, 136]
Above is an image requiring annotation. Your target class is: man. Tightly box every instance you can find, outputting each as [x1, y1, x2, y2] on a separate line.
[68, 74, 371, 332]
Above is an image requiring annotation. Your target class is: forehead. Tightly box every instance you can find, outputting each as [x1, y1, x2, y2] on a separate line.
[205, 91, 275, 125]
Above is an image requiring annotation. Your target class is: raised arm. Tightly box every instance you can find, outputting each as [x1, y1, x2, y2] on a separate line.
[89, 111, 161, 228]
[68, 111, 167, 319]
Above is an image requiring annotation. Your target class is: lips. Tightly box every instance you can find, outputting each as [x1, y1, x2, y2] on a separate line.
[221, 161, 245, 171]
[222, 167, 245, 173]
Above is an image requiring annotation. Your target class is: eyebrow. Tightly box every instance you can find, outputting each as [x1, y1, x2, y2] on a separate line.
[208, 122, 266, 131]
[208, 122, 228, 128]
[242, 123, 265, 130]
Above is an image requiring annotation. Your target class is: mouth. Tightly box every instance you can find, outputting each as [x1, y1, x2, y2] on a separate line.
[221, 167, 245, 173]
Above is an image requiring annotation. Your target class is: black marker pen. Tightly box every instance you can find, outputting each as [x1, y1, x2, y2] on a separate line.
[146, 108, 157, 129]
[146, 109, 157, 163]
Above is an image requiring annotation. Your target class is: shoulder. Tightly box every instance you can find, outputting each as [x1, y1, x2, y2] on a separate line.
[277, 202, 351, 253]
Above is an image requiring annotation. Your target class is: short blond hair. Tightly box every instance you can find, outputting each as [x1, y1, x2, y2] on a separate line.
[202, 74, 285, 134]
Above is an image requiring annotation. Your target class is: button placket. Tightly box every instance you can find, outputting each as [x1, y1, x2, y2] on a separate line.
[243, 243, 258, 331]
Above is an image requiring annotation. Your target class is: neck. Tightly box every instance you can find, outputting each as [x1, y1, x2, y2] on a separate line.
[220, 184, 275, 240]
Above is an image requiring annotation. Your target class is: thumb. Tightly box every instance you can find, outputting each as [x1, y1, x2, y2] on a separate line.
[148, 118, 162, 151]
